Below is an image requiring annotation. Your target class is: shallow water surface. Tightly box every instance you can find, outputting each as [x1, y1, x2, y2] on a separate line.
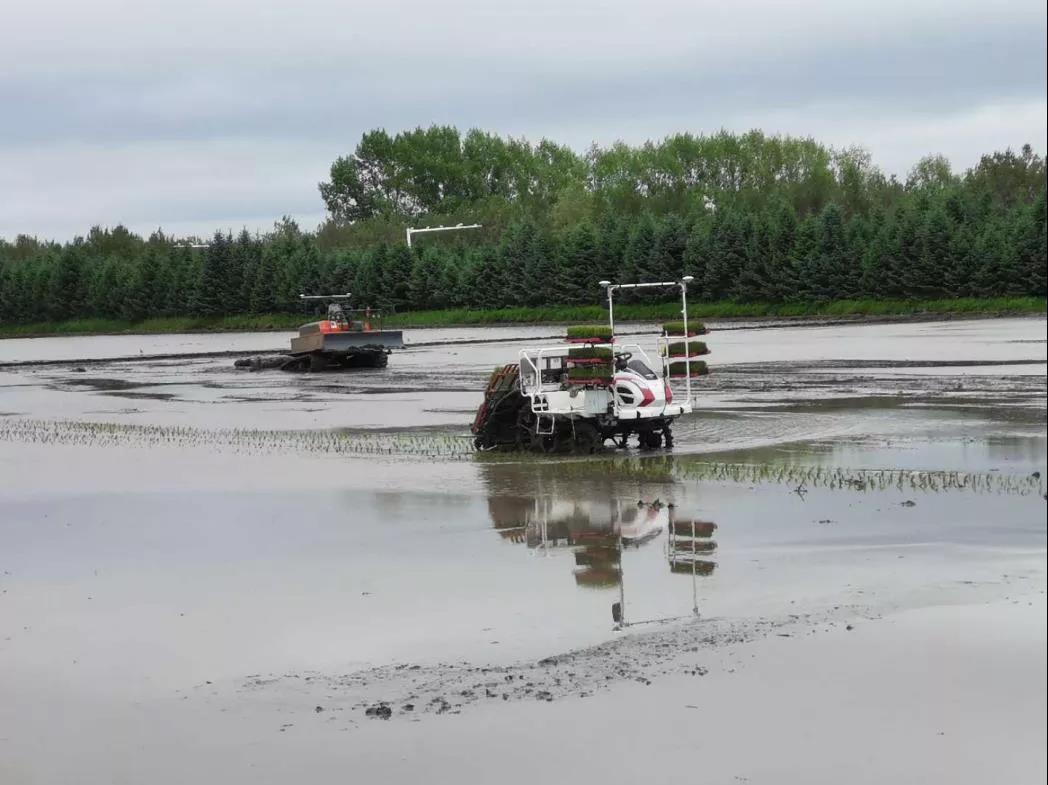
[0, 316, 1045, 784]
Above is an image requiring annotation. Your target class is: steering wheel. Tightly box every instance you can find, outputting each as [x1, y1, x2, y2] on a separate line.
[615, 351, 632, 370]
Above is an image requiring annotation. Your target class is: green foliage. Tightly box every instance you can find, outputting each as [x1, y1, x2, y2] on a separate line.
[1, 133, 1046, 330]
[1, 297, 1043, 338]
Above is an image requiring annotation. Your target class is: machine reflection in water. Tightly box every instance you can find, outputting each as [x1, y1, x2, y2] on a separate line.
[484, 463, 718, 628]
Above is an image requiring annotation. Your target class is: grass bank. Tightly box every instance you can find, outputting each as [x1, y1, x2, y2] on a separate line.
[0, 297, 1043, 338]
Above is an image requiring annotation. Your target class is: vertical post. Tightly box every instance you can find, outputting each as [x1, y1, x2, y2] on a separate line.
[691, 529, 699, 617]
[606, 285, 615, 337]
[617, 527, 626, 628]
[681, 279, 691, 407]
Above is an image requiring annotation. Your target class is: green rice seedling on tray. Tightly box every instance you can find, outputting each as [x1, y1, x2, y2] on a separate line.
[671, 519, 717, 538]
[662, 321, 707, 337]
[568, 346, 614, 363]
[669, 559, 717, 576]
[566, 363, 614, 383]
[565, 324, 614, 342]
[661, 340, 709, 358]
[668, 360, 709, 377]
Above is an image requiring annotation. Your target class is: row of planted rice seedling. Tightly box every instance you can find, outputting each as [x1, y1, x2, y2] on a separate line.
[0, 418, 475, 460]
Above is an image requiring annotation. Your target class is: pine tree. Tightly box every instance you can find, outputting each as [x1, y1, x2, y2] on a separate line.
[522, 228, 559, 306]
[354, 247, 385, 308]
[195, 232, 233, 316]
[87, 256, 124, 318]
[683, 217, 714, 300]
[1014, 189, 1047, 296]
[595, 211, 629, 284]
[705, 209, 751, 300]
[620, 213, 656, 299]
[124, 245, 162, 320]
[49, 243, 88, 318]
[232, 230, 261, 313]
[907, 205, 952, 298]
[497, 221, 537, 305]
[943, 225, 975, 297]
[764, 200, 799, 301]
[557, 223, 599, 304]
[797, 203, 848, 302]
[250, 246, 281, 313]
[733, 213, 773, 302]
[646, 214, 688, 282]
[409, 249, 449, 310]
[471, 247, 504, 309]
[382, 245, 414, 311]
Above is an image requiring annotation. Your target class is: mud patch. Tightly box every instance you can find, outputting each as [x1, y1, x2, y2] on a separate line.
[235, 607, 864, 723]
[60, 376, 143, 391]
[99, 390, 177, 401]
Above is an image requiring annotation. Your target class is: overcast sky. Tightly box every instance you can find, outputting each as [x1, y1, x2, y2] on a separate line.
[2, 0, 1045, 241]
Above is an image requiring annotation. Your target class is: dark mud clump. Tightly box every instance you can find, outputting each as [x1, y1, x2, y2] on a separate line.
[364, 703, 392, 720]
[238, 607, 872, 725]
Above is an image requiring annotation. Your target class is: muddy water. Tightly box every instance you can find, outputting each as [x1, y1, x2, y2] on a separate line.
[0, 316, 1046, 784]
[0, 317, 1044, 444]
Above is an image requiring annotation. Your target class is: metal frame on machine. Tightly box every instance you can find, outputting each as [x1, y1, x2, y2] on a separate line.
[515, 277, 698, 418]
[517, 342, 661, 415]
[599, 277, 697, 408]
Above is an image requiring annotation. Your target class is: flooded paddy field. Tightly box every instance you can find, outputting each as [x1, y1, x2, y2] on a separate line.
[0, 317, 1045, 784]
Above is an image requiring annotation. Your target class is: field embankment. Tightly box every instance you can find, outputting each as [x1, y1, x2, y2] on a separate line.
[0, 296, 1044, 338]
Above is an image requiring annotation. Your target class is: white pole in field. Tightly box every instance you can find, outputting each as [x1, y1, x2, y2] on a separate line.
[599, 280, 614, 335]
[617, 528, 626, 628]
[680, 275, 694, 407]
[405, 223, 483, 248]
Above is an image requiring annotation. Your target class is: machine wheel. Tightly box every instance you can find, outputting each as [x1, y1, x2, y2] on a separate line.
[572, 421, 601, 454]
[663, 424, 674, 449]
[516, 407, 536, 449]
[638, 430, 663, 450]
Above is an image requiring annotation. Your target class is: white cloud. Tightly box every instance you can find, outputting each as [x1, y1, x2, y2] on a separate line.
[1, 0, 1045, 239]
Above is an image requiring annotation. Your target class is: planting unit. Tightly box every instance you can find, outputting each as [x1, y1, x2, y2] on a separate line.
[471, 278, 711, 452]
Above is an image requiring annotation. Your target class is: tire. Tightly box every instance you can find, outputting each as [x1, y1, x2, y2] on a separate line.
[572, 421, 601, 454]
[638, 430, 663, 450]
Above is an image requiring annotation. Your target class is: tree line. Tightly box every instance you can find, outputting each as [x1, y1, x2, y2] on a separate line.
[1, 129, 1044, 325]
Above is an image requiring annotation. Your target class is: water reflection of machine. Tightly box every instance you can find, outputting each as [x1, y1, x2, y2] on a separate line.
[483, 462, 718, 626]
[668, 518, 717, 577]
